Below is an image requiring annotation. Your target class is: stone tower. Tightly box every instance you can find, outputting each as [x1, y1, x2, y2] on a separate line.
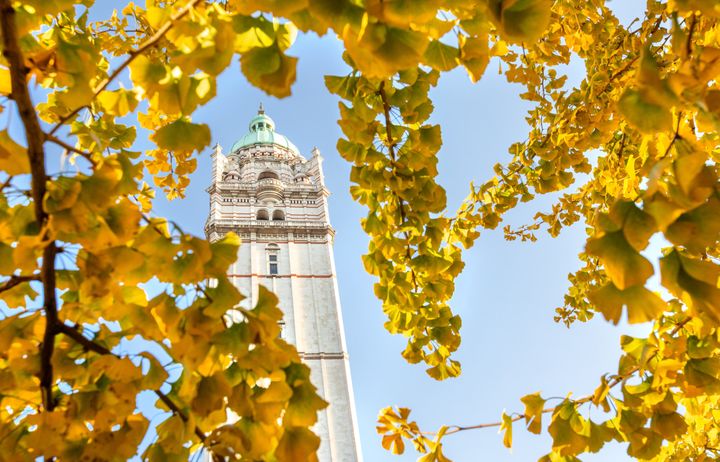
[204, 106, 363, 461]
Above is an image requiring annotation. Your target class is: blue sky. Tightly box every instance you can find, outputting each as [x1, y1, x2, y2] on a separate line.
[145, 2, 648, 460]
[5, 1, 653, 460]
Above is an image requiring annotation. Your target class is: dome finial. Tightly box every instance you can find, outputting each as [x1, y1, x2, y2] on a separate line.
[258, 102, 264, 114]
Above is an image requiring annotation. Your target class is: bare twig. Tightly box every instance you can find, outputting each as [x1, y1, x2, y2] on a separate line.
[442, 317, 692, 436]
[44, 133, 97, 166]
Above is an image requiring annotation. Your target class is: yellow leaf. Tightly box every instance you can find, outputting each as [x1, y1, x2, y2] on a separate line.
[520, 392, 545, 434]
[586, 232, 654, 290]
[0, 67, 10, 95]
[152, 119, 211, 154]
[276, 427, 320, 462]
[500, 411, 513, 448]
[588, 283, 666, 324]
[490, 0, 553, 43]
[0, 131, 29, 175]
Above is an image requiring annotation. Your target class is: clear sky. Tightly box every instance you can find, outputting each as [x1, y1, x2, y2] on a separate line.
[6, 2, 652, 461]
[140, 2, 648, 461]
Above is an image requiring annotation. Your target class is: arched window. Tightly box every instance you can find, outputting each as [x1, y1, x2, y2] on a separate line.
[266, 244, 279, 275]
[256, 209, 269, 220]
[258, 170, 279, 181]
[272, 210, 285, 221]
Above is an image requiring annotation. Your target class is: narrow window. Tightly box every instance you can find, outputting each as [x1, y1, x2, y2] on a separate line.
[267, 244, 279, 275]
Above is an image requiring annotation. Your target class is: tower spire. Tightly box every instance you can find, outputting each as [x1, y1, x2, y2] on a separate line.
[258, 102, 264, 114]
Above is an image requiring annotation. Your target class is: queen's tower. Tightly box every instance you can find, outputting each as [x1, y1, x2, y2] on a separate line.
[205, 106, 362, 461]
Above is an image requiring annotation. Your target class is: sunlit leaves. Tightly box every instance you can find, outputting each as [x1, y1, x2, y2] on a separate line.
[152, 119, 211, 154]
[587, 231, 654, 290]
[521, 393, 546, 434]
[276, 427, 321, 462]
[588, 283, 666, 324]
[499, 412, 513, 448]
[240, 45, 298, 98]
[0, 1, 332, 459]
[487, 0, 553, 42]
[6, 0, 720, 460]
[0, 130, 29, 175]
[548, 401, 589, 456]
[423, 40, 459, 72]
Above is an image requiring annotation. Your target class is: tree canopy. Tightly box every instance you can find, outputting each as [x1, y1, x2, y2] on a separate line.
[1, 0, 720, 461]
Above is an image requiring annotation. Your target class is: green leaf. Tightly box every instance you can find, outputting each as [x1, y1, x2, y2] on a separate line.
[240, 45, 298, 98]
[423, 40, 459, 71]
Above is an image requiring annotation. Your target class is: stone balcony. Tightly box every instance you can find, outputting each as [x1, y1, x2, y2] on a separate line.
[256, 177, 284, 201]
[205, 218, 334, 237]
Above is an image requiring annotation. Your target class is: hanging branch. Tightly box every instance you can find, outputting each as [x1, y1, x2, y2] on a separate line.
[377, 80, 419, 291]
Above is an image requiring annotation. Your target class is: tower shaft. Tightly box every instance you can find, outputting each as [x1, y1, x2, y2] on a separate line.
[205, 111, 362, 461]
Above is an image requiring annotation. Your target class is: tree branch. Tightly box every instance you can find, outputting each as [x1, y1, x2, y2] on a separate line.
[48, 0, 204, 136]
[442, 317, 692, 436]
[57, 323, 212, 451]
[0, 275, 40, 294]
[0, 0, 58, 412]
[377, 81, 419, 291]
[44, 133, 96, 167]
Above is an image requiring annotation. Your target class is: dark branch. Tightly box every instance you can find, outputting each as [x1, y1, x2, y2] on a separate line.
[57, 323, 212, 451]
[0, 275, 39, 294]
[377, 81, 419, 291]
[44, 133, 97, 167]
[0, 0, 58, 411]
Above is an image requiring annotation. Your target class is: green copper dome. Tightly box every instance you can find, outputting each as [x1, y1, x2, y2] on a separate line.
[230, 105, 300, 155]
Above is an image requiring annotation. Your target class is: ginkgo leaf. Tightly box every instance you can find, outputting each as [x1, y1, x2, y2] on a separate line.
[548, 402, 589, 456]
[588, 283, 666, 324]
[499, 411, 513, 448]
[489, 0, 553, 43]
[423, 40, 459, 71]
[521, 392, 546, 434]
[586, 232, 654, 290]
[618, 79, 675, 135]
[0, 130, 29, 175]
[275, 427, 320, 462]
[240, 45, 298, 98]
[152, 119, 211, 154]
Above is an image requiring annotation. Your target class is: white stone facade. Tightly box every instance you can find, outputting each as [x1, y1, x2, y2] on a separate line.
[205, 109, 363, 461]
